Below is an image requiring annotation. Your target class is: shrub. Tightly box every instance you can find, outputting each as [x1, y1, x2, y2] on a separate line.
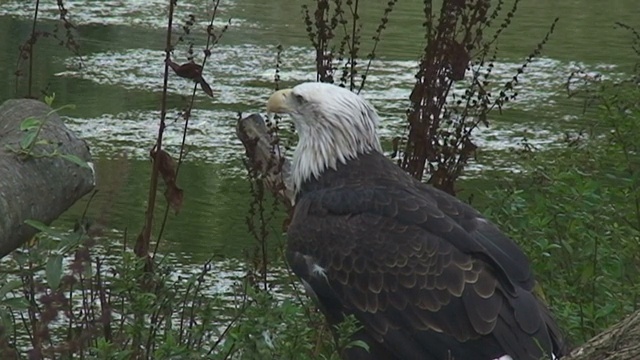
[481, 59, 640, 342]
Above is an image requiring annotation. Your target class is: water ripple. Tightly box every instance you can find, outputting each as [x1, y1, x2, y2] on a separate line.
[0, 0, 240, 28]
[57, 44, 622, 173]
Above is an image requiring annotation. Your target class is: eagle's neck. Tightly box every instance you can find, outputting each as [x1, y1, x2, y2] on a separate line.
[292, 117, 381, 194]
[295, 151, 395, 196]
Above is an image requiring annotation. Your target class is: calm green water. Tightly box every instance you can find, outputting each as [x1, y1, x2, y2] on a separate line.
[0, 0, 638, 263]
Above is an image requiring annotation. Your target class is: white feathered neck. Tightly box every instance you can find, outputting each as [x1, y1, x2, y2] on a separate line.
[288, 83, 383, 193]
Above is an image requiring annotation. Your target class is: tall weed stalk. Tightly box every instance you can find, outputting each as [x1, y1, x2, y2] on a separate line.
[401, 0, 557, 195]
[1, 1, 237, 358]
[302, 0, 397, 92]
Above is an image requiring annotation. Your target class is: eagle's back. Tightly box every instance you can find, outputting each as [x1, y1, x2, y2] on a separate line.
[287, 151, 567, 360]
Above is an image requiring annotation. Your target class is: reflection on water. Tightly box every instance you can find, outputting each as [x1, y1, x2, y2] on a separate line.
[0, 0, 637, 262]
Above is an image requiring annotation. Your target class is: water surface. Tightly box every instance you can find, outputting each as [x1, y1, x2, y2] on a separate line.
[0, 0, 637, 263]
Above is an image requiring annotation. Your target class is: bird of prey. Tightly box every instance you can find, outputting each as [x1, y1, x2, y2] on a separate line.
[266, 82, 568, 360]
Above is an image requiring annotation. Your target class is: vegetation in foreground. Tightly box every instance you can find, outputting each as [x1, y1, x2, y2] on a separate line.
[484, 70, 640, 344]
[0, 0, 639, 358]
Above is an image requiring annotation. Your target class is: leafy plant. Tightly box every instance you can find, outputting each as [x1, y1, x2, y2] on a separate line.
[481, 45, 640, 342]
[1, 0, 237, 359]
[400, 0, 558, 195]
[6, 94, 88, 169]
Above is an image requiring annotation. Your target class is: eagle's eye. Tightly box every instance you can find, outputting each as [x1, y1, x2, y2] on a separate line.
[292, 93, 305, 104]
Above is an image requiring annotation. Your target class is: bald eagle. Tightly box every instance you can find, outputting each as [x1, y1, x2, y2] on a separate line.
[266, 82, 568, 360]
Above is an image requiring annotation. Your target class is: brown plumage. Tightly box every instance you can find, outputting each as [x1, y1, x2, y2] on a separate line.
[287, 152, 567, 359]
[266, 83, 569, 360]
[166, 58, 213, 97]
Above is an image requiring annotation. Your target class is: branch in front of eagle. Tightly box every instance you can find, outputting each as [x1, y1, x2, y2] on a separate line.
[236, 113, 295, 211]
[237, 113, 346, 356]
[152, 4, 232, 261]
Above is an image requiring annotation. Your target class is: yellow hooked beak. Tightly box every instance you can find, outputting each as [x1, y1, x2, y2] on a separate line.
[266, 88, 293, 114]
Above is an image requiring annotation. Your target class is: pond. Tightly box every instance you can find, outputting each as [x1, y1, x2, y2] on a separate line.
[0, 0, 637, 271]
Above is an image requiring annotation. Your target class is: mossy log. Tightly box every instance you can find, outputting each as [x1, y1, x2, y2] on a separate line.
[0, 99, 95, 258]
[236, 112, 640, 360]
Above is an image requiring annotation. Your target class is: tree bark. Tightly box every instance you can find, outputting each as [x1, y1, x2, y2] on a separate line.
[562, 310, 640, 360]
[236, 113, 294, 212]
[0, 99, 95, 258]
[235, 113, 640, 360]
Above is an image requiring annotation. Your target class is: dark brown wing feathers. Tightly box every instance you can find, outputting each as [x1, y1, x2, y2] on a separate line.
[288, 151, 567, 360]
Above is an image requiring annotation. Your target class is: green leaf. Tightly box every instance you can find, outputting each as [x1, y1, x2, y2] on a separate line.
[0, 280, 22, 299]
[346, 340, 370, 352]
[20, 117, 42, 131]
[24, 220, 67, 246]
[60, 154, 91, 169]
[24, 219, 51, 233]
[20, 130, 37, 150]
[50, 104, 75, 114]
[44, 93, 56, 106]
[46, 254, 64, 290]
[580, 264, 595, 284]
[1, 296, 29, 310]
[12, 251, 29, 267]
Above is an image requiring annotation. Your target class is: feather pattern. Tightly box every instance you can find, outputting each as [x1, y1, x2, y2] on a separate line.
[288, 152, 568, 360]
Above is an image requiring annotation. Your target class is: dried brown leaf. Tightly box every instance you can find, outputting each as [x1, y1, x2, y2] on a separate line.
[151, 148, 177, 186]
[200, 79, 214, 97]
[165, 183, 184, 215]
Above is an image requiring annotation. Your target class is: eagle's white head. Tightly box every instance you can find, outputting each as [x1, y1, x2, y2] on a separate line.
[266, 82, 382, 193]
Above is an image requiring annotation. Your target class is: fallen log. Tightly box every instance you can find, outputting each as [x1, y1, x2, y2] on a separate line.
[0, 99, 95, 258]
[562, 310, 640, 360]
[236, 112, 640, 360]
